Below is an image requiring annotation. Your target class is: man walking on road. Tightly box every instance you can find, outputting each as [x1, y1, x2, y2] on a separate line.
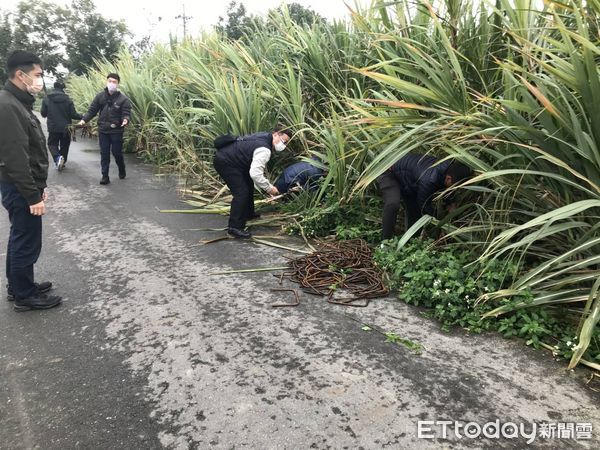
[0, 50, 61, 311]
[41, 80, 83, 171]
[79, 73, 131, 185]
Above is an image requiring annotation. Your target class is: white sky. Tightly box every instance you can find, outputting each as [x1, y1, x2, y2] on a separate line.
[2, 0, 367, 42]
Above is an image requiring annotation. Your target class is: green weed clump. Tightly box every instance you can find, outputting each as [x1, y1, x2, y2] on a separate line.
[375, 238, 600, 364]
[281, 193, 382, 244]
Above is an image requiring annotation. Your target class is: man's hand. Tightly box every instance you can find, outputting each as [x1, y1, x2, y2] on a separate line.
[78, 119, 86, 126]
[121, 119, 128, 127]
[30, 201, 46, 216]
[268, 186, 280, 196]
[42, 189, 48, 202]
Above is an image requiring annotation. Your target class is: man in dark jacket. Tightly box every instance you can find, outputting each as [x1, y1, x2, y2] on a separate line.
[78, 73, 131, 185]
[378, 153, 472, 240]
[41, 80, 82, 171]
[213, 127, 291, 239]
[274, 157, 325, 194]
[0, 50, 62, 311]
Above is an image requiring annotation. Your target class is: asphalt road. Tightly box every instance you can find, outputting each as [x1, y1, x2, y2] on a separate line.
[0, 122, 599, 449]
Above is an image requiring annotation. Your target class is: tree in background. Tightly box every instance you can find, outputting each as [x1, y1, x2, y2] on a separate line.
[11, 1, 67, 76]
[0, 0, 128, 80]
[277, 2, 325, 26]
[63, 0, 129, 75]
[0, 12, 12, 82]
[216, 1, 325, 41]
[215, 1, 254, 41]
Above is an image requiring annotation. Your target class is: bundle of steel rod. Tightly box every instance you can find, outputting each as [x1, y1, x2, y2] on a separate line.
[281, 239, 389, 306]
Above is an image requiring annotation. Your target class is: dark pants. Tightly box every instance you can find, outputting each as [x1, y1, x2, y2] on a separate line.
[98, 132, 125, 177]
[0, 183, 42, 299]
[213, 157, 255, 230]
[47, 130, 72, 162]
[378, 172, 420, 240]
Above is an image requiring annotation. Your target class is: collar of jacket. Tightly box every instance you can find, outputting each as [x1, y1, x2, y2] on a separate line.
[4, 80, 35, 109]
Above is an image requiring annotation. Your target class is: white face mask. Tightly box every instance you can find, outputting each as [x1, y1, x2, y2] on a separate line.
[107, 82, 118, 93]
[274, 135, 287, 152]
[23, 72, 44, 95]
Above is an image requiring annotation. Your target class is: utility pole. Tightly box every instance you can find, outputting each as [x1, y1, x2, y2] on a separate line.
[175, 3, 192, 39]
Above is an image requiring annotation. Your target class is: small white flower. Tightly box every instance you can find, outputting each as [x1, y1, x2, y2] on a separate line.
[444, 288, 450, 294]
[566, 341, 572, 347]
[484, 286, 490, 292]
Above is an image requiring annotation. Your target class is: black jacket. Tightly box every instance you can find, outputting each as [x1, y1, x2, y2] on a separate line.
[82, 88, 132, 134]
[214, 132, 273, 169]
[0, 81, 49, 205]
[390, 153, 451, 216]
[40, 88, 82, 134]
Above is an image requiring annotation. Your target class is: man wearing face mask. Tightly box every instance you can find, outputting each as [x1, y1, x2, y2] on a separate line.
[0, 50, 62, 311]
[78, 73, 131, 185]
[213, 126, 291, 239]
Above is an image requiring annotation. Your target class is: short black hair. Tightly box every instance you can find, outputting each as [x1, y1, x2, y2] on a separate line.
[6, 50, 42, 78]
[273, 124, 292, 139]
[446, 160, 472, 184]
[54, 80, 65, 89]
[107, 72, 120, 82]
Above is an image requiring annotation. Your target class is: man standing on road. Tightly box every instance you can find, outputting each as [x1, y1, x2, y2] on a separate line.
[41, 80, 83, 171]
[213, 127, 291, 239]
[78, 73, 131, 185]
[0, 50, 62, 311]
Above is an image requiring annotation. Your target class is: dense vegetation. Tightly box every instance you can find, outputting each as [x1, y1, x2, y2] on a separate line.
[67, 0, 600, 370]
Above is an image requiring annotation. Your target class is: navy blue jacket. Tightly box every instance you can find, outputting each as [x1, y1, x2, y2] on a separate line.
[214, 132, 273, 170]
[274, 160, 324, 193]
[390, 153, 451, 216]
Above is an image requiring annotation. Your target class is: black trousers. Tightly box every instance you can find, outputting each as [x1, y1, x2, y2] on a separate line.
[47, 130, 72, 161]
[213, 156, 255, 230]
[378, 172, 420, 240]
[0, 182, 42, 299]
[99, 132, 125, 177]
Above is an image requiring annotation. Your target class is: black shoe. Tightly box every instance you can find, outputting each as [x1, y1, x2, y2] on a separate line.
[100, 176, 110, 185]
[14, 293, 62, 312]
[227, 227, 252, 239]
[7, 281, 53, 302]
[119, 170, 126, 180]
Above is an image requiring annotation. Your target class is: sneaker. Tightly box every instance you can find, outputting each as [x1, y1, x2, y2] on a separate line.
[100, 176, 110, 185]
[14, 293, 62, 312]
[57, 155, 65, 171]
[227, 227, 252, 239]
[7, 281, 53, 301]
